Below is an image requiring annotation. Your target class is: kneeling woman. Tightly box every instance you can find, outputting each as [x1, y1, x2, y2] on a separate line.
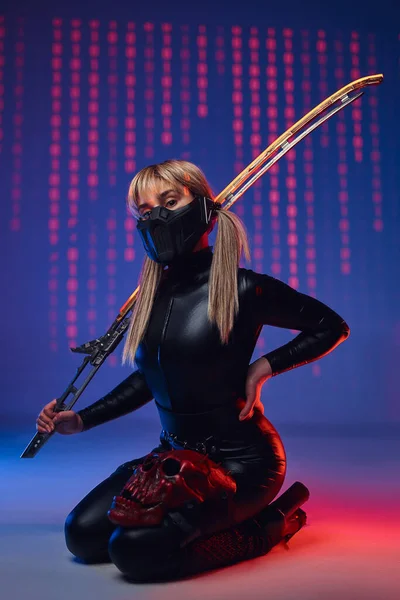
[38, 160, 349, 581]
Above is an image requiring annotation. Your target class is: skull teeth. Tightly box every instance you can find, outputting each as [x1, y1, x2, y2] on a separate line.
[114, 495, 161, 509]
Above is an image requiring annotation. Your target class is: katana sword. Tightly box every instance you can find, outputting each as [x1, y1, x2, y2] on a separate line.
[21, 73, 383, 458]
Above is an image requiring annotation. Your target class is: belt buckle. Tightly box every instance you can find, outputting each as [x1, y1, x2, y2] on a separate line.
[195, 441, 207, 454]
[196, 435, 215, 455]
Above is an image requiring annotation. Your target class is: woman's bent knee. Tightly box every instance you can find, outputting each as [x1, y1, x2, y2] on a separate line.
[109, 523, 183, 582]
[64, 510, 112, 563]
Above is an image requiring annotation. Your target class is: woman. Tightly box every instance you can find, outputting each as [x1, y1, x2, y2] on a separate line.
[36, 160, 350, 582]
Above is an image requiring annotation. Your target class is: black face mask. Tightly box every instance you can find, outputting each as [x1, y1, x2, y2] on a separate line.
[136, 196, 219, 265]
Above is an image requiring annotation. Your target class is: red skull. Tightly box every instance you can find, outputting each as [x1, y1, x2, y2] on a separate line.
[108, 449, 237, 527]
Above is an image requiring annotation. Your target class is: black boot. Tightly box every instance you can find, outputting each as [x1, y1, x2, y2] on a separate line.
[175, 481, 310, 579]
[254, 481, 310, 547]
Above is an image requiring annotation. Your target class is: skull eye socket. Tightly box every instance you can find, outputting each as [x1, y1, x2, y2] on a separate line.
[162, 458, 181, 476]
[142, 459, 155, 472]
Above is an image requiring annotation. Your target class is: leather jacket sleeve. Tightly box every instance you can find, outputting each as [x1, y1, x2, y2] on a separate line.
[76, 370, 154, 431]
[250, 272, 350, 376]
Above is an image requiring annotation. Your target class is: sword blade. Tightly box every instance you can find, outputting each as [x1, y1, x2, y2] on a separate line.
[224, 91, 364, 209]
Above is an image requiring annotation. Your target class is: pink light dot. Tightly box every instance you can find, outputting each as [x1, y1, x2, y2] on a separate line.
[284, 80, 294, 92]
[51, 58, 62, 70]
[232, 63, 243, 77]
[49, 143, 61, 157]
[250, 133, 261, 146]
[307, 277, 316, 290]
[372, 192, 382, 203]
[67, 247, 79, 261]
[319, 135, 328, 148]
[87, 144, 99, 158]
[197, 104, 208, 118]
[87, 309, 97, 321]
[87, 279, 97, 291]
[68, 159, 79, 172]
[124, 218, 135, 232]
[66, 309, 77, 322]
[49, 204, 59, 216]
[266, 38, 276, 50]
[340, 248, 350, 260]
[252, 205, 263, 218]
[88, 101, 99, 115]
[286, 176, 296, 190]
[49, 309, 58, 323]
[312, 364, 321, 377]
[233, 119, 243, 132]
[306, 263, 316, 274]
[161, 75, 172, 87]
[66, 278, 78, 292]
[108, 31, 118, 44]
[270, 263, 280, 275]
[271, 218, 280, 230]
[87, 173, 98, 187]
[126, 46, 136, 59]
[52, 42, 63, 55]
[373, 219, 383, 232]
[124, 248, 135, 262]
[107, 248, 117, 260]
[51, 85, 62, 99]
[341, 262, 351, 275]
[125, 160, 136, 173]
[268, 93, 278, 106]
[249, 79, 259, 92]
[67, 190, 79, 203]
[66, 325, 78, 338]
[48, 217, 59, 231]
[125, 74, 136, 87]
[269, 205, 278, 218]
[232, 91, 243, 103]
[269, 190, 280, 204]
[250, 106, 261, 118]
[48, 173, 60, 186]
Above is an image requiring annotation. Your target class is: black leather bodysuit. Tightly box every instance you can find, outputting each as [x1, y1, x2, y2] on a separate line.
[67, 246, 349, 579]
[77, 245, 349, 442]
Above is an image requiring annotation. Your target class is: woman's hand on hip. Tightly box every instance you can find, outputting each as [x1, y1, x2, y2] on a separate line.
[239, 357, 273, 421]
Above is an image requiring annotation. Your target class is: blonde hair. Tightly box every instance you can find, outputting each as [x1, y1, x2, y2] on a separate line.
[122, 159, 251, 367]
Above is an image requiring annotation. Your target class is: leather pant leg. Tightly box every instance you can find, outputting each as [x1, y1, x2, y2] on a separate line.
[64, 446, 164, 563]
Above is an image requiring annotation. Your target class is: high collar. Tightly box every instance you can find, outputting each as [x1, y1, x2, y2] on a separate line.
[163, 246, 214, 281]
